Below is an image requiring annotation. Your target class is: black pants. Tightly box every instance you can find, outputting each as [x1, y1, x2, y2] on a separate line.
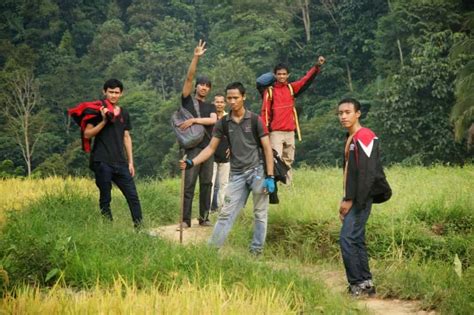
[183, 147, 214, 225]
[94, 162, 142, 227]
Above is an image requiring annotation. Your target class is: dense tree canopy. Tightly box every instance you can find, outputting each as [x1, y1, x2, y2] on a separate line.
[0, 0, 472, 177]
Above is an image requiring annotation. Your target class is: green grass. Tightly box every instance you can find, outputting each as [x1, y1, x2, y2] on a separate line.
[0, 181, 353, 313]
[1, 165, 473, 313]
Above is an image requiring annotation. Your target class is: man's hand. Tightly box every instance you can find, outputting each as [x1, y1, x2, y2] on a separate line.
[129, 162, 135, 177]
[263, 176, 275, 194]
[317, 56, 326, 66]
[179, 159, 194, 170]
[179, 118, 195, 130]
[339, 199, 353, 222]
[100, 107, 109, 120]
[194, 39, 207, 57]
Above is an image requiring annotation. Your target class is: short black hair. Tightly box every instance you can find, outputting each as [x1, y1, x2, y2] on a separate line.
[214, 93, 225, 98]
[338, 98, 361, 112]
[273, 63, 289, 74]
[103, 79, 124, 92]
[225, 82, 246, 96]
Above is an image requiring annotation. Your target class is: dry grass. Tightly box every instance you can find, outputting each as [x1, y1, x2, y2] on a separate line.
[1, 276, 301, 315]
[0, 177, 95, 225]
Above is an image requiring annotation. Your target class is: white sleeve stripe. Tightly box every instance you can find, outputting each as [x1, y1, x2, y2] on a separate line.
[358, 139, 374, 157]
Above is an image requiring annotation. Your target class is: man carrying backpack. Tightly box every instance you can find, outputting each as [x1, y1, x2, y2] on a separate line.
[178, 40, 217, 229]
[338, 98, 391, 297]
[180, 82, 275, 256]
[260, 55, 325, 183]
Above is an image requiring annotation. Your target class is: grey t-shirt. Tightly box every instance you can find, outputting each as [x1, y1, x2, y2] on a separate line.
[213, 110, 267, 172]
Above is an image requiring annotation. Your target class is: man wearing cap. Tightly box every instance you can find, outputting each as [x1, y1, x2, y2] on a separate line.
[177, 40, 217, 229]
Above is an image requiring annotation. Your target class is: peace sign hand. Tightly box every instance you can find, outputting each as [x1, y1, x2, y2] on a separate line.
[194, 40, 207, 57]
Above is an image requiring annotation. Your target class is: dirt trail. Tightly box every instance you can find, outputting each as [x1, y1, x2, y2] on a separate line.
[148, 222, 435, 315]
[147, 219, 213, 244]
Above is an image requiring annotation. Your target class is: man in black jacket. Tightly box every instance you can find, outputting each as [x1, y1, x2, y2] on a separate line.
[338, 97, 387, 297]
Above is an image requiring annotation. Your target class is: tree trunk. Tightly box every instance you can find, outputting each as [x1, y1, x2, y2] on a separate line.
[299, 0, 311, 42]
[345, 62, 353, 92]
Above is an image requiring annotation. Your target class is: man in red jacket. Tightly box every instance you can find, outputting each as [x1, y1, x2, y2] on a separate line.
[260, 56, 325, 183]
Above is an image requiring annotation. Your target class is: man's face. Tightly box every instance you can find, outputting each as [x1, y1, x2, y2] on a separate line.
[338, 102, 361, 129]
[226, 89, 245, 112]
[103, 87, 123, 105]
[196, 83, 211, 98]
[214, 96, 226, 113]
[275, 69, 289, 84]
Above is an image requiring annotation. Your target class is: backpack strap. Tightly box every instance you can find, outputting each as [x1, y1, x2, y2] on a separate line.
[222, 111, 261, 148]
[288, 83, 294, 98]
[192, 97, 211, 140]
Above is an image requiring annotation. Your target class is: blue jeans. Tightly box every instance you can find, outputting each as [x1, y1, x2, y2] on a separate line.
[340, 200, 373, 285]
[94, 162, 142, 227]
[208, 165, 269, 253]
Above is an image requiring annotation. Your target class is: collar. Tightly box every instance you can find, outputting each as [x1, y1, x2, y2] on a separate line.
[226, 109, 251, 121]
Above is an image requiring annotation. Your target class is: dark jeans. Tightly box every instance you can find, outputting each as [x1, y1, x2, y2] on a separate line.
[339, 200, 373, 285]
[183, 147, 214, 225]
[94, 161, 142, 226]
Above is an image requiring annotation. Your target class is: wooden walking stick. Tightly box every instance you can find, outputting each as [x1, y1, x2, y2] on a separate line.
[179, 154, 187, 244]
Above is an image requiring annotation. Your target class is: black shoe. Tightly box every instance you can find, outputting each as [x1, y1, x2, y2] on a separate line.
[199, 220, 213, 227]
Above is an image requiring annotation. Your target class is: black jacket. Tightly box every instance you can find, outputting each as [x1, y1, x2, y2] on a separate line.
[344, 127, 391, 209]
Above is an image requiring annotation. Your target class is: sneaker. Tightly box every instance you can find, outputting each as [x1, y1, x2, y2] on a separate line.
[176, 222, 190, 230]
[249, 249, 263, 257]
[199, 220, 213, 227]
[361, 280, 376, 297]
[347, 284, 364, 297]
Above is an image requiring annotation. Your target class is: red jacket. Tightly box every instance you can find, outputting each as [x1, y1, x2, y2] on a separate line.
[67, 99, 117, 152]
[260, 65, 320, 132]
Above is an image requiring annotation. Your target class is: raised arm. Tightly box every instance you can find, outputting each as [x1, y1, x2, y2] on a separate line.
[182, 40, 207, 98]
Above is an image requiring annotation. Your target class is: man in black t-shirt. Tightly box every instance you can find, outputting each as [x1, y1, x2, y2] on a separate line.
[177, 40, 217, 229]
[84, 79, 142, 228]
[210, 94, 230, 213]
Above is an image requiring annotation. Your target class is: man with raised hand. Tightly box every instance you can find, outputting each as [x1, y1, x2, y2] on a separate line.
[178, 40, 217, 229]
[180, 82, 274, 256]
[260, 55, 325, 183]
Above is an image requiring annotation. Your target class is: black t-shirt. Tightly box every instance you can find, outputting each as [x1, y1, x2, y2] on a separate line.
[181, 94, 216, 149]
[214, 133, 230, 163]
[90, 108, 131, 165]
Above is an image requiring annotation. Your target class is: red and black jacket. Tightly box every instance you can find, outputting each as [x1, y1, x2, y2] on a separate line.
[343, 127, 391, 209]
[67, 99, 116, 152]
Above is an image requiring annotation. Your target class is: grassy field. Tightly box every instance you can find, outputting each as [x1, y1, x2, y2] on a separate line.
[0, 165, 473, 314]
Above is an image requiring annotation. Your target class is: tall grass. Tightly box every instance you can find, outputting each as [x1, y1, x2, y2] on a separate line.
[1, 278, 303, 314]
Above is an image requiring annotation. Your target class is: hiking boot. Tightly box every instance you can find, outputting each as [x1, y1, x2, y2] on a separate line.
[199, 220, 213, 227]
[361, 280, 376, 297]
[176, 222, 190, 230]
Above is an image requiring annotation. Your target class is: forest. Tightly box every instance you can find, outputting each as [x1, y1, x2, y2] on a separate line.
[0, 0, 472, 178]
